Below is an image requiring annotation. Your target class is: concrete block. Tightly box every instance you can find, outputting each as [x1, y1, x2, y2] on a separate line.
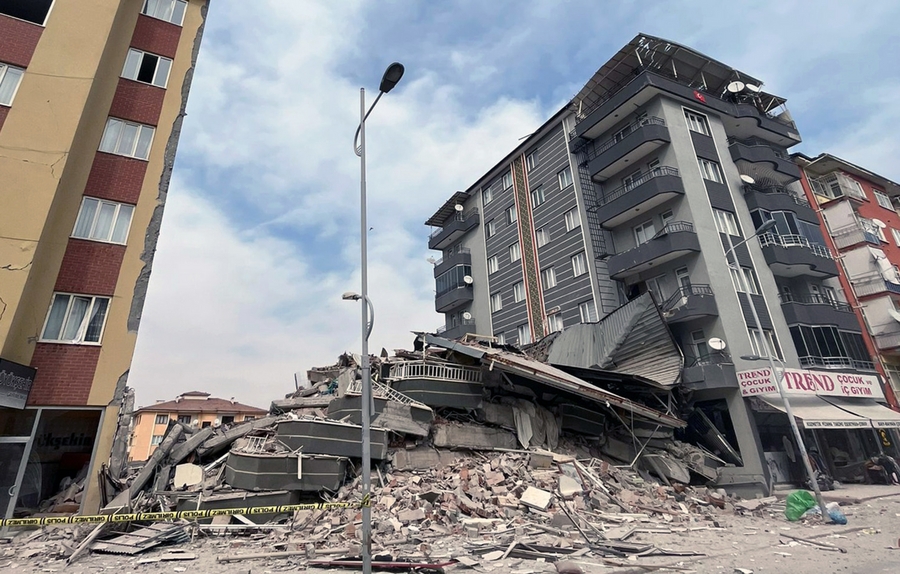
[432, 424, 518, 450]
[520, 486, 553, 511]
[558, 475, 582, 498]
[398, 508, 426, 523]
[391, 448, 463, 470]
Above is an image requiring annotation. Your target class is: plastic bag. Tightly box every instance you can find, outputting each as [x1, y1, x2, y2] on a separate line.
[785, 490, 817, 521]
[826, 501, 848, 525]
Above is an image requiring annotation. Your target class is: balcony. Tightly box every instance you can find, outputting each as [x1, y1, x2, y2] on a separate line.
[428, 208, 479, 250]
[728, 137, 801, 183]
[810, 172, 868, 203]
[682, 353, 739, 391]
[436, 319, 477, 340]
[852, 273, 900, 298]
[583, 117, 670, 182]
[798, 355, 875, 371]
[660, 284, 718, 323]
[607, 221, 700, 279]
[874, 331, 900, 352]
[573, 71, 800, 147]
[433, 248, 472, 278]
[742, 184, 816, 222]
[758, 233, 838, 278]
[779, 294, 860, 331]
[435, 285, 473, 313]
[831, 222, 883, 250]
[591, 167, 684, 229]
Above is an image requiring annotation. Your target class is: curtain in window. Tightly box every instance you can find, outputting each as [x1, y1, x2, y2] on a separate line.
[93, 202, 116, 240]
[111, 205, 134, 243]
[85, 299, 109, 342]
[62, 297, 91, 341]
[43, 295, 70, 340]
[73, 198, 99, 238]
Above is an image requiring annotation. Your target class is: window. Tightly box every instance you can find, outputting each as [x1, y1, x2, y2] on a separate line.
[571, 252, 587, 277]
[548, 313, 564, 333]
[622, 169, 643, 191]
[698, 158, 724, 183]
[151, 435, 164, 446]
[72, 198, 134, 244]
[0, 0, 53, 25]
[487, 255, 499, 274]
[874, 190, 892, 210]
[506, 205, 517, 224]
[495, 332, 506, 345]
[502, 172, 513, 190]
[201, 421, 211, 428]
[526, 151, 538, 171]
[892, 228, 900, 247]
[99, 118, 155, 160]
[122, 48, 173, 88]
[486, 219, 496, 238]
[142, 0, 187, 25]
[646, 275, 665, 301]
[749, 328, 782, 360]
[531, 186, 545, 207]
[564, 208, 580, 232]
[633, 220, 656, 245]
[0, 63, 24, 106]
[579, 300, 598, 323]
[509, 241, 521, 262]
[684, 110, 710, 136]
[558, 166, 573, 189]
[490, 292, 503, 313]
[517, 324, 532, 345]
[513, 281, 525, 303]
[177, 415, 192, 424]
[713, 209, 740, 236]
[154, 414, 168, 425]
[541, 267, 557, 290]
[435, 264, 472, 296]
[730, 266, 760, 294]
[41, 293, 110, 344]
[535, 227, 550, 248]
[221, 415, 235, 425]
[482, 186, 493, 205]
[660, 210, 674, 228]
[691, 330, 709, 360]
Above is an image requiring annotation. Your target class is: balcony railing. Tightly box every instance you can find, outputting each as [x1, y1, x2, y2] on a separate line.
[758, 233, 833, 259]
[686, 351, 733, 367]
[875, 331, 900, 351]
[429, 209, 479, 238]
[777, 293, 852, 312]
[852, 273, 900, 297]
[661, 284, 714, 312]
[652, 220, 694, 239]
[581, 116, 666, 162]
[433, 247, 471, 267]
[798, 355, 875, 372]
[741, 184, 810, 208]
[595, 166, 680, 207]
[388, 361, 482, 383]
[727, 136, 790, 159]
[436, 318, 475, 334]
[810, 172, 867, 202]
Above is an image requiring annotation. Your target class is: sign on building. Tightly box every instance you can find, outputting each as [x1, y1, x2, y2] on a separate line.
[737, 367, 884, 400]
[0, 358, 36, 409]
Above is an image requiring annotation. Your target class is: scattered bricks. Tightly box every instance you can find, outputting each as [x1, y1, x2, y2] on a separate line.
[398, 508, 426, 523]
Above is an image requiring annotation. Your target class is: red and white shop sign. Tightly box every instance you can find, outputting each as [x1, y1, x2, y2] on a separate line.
[736, 367, 885, 400]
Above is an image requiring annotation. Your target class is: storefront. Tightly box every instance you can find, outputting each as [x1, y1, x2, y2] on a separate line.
[740, 366, 900, 486]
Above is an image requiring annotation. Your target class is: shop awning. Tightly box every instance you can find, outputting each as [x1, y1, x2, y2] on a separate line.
[756, 395, 870, 429]
[822, 397, 900, 429]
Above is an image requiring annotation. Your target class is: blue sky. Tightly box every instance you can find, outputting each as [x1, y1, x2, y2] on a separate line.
[128, 0, 900, 408]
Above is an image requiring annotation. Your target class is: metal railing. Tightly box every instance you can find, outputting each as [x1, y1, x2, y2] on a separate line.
[595, 166, 680, 207]
[433, 247, 471, 267]
[685, 351, 733, 367]
[740, 184, 810, 208]
[852, 273, 900, 297]
[875, 331, 900, 351]
[777, 293, 852, 312]
[388, 361, 482, 384]
[652, 220, 694, 239]
[435, 283, 473, 299]
[346, 379, 431, 409]
[429, 208, 479, 238]
[758, 233, 833, 259]
[727, 136, 790, 159]
[436, 318, 475, 335]
[581, 116, 666, 162]
[798, 355, 875, 371]
[832, 224, 880, 249]
[661, 284, 713, 312]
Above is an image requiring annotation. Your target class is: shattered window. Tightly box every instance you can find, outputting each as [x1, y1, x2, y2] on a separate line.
[122, 48, 172, 88]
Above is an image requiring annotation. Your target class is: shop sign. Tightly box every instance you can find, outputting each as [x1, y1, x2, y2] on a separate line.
[0, 358, 36, 409]
[736, 367, 885, 400]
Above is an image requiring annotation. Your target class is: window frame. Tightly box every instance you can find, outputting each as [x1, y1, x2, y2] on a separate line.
[0, 0, 55, 26]
[684, 109, 711, 136]
[531, 185, 545, 207]
[150, 434, 165, 446]
[633, 220, 656, 245]
[72, 197, 135, 245]
[121, 48, 173, 88]
[487, 255, 499, 274]
[0, 63, 25, 106]
[713, 209, 740, 236]
[547, 313, 564, 333]
[535, 227, 550, 248]
[578, 300, 598, 323]
[541, 267, 557, 290]
[526, 151, 538, 172]
[571, 251, 588, 277]
[509, 241, 521, 263]
[99, 117, 155, 160]
[495, 332, 506, 345]
[176, 414, 192, 424]
[698, 157, 724, 183]
[564, 208, 581, 232]
[892, 228, 900, 248]
[490, 292, 503, 313]
[558, 166, 573, 189]
[482, 186, 493, 205]
[506, 205, 517, 225]
[513, 281, 526, 303]
[141, 0, 187, 26]
[517, 323, 532, 345]
[154, 414, 168, 425]
[485, 219, 496, 238]
[40, 293, 111, 345]
[874, 190, 893, 210]
[502, 172, 513, 190]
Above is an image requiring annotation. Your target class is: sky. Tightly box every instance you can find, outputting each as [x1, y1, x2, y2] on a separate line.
[127, 0, 900, 409]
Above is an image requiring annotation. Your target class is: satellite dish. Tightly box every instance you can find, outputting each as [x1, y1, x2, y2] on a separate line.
[745, 84, 761, 93]
[462, 312, 472, 320]
[726, 81, 745, 94]
[740, 174, 756, 185]
[454, 204, 464, 212]
[873, 218, 887, 229]
[463, 275, 474, 284]
[708, 337, 727, 351]
[426, 257, 437, 264]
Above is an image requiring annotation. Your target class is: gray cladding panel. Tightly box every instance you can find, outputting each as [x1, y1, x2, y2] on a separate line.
[738, 293, 773, 330]
[706, 181, 736, 212]
[690, 131, 719, 162]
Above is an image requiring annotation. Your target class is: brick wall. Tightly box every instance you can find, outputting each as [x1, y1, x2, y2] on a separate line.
[109, 78, 165, 127]
[54, 239, 126, 296]
[130, 14, 181, 60]
[83, 153, 148, 204]
[0, 14, 43, 67]
[28, 344, 102, 406]
[0, 105, 8, 131]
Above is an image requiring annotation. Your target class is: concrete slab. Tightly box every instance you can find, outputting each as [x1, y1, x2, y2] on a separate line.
[520, 486, 553, 511]
[432, 424, 518, 450]
[391, 448, 465, 470]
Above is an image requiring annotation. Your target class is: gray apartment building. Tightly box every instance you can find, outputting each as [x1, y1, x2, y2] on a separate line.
[425, 34, 897, 494]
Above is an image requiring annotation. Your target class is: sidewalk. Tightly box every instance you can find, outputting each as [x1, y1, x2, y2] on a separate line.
[775, 483, 900, 505]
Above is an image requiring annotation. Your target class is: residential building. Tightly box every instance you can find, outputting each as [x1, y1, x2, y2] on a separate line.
[794, 153, 900, 402]
[0, 0, 209, 518]
[426, 34, 896, 494]
[129, 391, 267, 461]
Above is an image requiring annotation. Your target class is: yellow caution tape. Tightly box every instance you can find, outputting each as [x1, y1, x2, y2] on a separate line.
[0, 501, 365, 528]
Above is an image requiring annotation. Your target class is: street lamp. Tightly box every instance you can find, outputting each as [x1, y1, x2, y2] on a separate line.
[724, 220, 829, 520]
[351, 62, 404, 574]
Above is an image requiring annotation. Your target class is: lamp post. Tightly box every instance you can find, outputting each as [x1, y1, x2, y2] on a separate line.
[351, 62, 404, 574]
[724, 219, 829, 520]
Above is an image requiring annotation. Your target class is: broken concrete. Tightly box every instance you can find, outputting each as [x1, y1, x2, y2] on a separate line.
[432, 423, 518, 450]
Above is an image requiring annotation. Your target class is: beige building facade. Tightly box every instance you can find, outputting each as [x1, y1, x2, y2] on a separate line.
[0, 0, 209, 520]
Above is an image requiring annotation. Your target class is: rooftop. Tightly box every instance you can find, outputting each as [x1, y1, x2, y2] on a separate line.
[136, 392, 267, 415]
[794, 152, 900, 197]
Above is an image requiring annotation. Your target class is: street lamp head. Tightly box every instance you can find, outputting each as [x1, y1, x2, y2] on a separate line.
[740, 354, 763, 361]
[754, 219, 777, 235]
[379, 62, 405, 93]
[342, 292, 362, 301]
